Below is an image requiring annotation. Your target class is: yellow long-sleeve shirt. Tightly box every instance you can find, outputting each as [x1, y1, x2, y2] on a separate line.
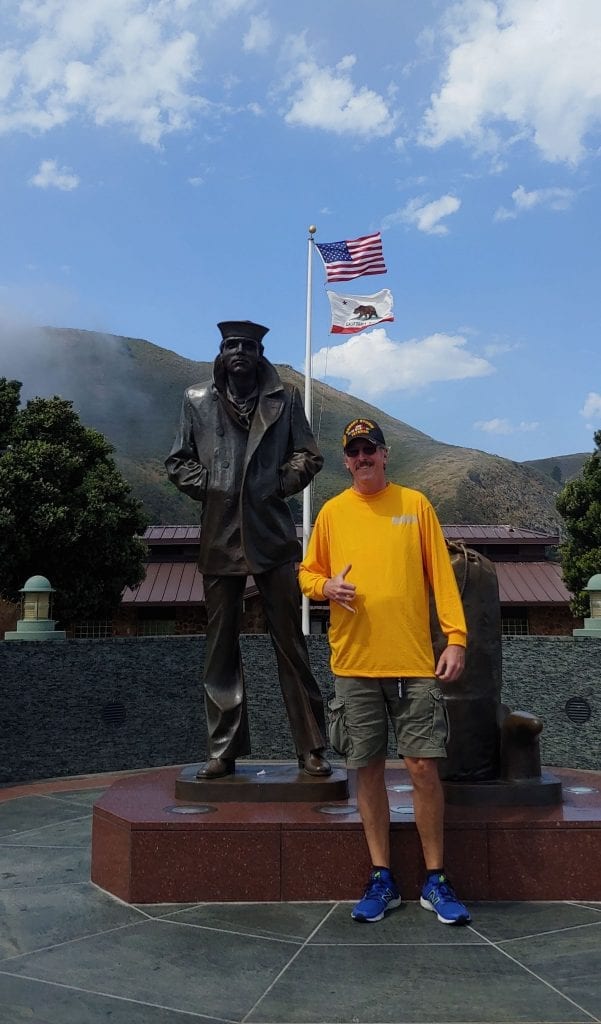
[299, 483, 467, 678]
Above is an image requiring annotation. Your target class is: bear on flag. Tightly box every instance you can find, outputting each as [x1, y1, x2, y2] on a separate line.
[327, 289, 394, 334]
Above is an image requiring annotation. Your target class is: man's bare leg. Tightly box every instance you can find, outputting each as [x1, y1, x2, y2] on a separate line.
[405, 755, 471, 923]
[356, 757, 390, 867]
[404, 756, 444, 870]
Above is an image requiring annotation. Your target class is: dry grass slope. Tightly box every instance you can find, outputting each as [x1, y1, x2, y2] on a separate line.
[35, 327, 564, 529]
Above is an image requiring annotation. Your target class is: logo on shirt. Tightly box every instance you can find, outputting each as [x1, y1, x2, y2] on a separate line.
[391, 515, 417, 525]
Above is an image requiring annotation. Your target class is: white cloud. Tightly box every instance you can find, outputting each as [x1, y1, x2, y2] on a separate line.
[29, 157, 79, 190]
[581, 392, 601, 421]
[474, 418, 539, 435]
[243, 13, 273, 53]
[311, 329, 493, 397]
[512, 184, 575, 212]
[0, 0, 253, 146]
[283, 51, 394, 137]
[187, 175, 204, 187]
[494, 184, 575, 221]
[383, 194, 461, 235]
[420, 0, 601, 164]
[482, 341, 518, 356]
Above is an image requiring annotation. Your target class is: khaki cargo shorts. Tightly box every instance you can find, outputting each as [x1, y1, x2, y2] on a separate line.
[328, 676, 449, 768]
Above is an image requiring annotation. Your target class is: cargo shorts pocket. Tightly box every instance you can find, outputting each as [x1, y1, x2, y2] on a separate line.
[327, 696, 352, 757]
[429, 688, 450, 747]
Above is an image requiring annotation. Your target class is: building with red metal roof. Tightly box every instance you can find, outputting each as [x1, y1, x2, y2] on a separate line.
[108, 523, 576, 640]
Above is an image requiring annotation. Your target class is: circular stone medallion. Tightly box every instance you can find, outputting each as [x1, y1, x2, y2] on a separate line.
[164, 805, 216, 814]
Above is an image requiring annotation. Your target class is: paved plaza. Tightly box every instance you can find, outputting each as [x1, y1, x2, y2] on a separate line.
[1, 773, 601, 1024]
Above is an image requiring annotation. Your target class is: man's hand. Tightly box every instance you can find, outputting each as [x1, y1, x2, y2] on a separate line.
[323, 564, 357, 613]
[435, 644, 465, 683]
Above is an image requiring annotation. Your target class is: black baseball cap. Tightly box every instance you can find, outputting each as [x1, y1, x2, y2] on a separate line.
[342, 418, 387, 451]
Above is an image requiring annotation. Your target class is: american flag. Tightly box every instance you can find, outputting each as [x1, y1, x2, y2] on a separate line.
[315, 231, 387, 283]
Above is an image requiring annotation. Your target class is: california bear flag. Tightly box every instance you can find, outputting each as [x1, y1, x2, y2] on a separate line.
[326, 289, 394, 334]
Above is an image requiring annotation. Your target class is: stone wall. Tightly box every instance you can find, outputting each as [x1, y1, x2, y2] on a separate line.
[0, 598, 18, 638]
[1, 635, 599, 784]
[528, 606, 581, 636]
[499, 636, 600, 769]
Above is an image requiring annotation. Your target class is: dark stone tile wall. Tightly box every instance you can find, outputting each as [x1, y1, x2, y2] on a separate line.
[0, 637, 207, 784]
[500, 636, 601, 770]
[0, 636, 599, 783]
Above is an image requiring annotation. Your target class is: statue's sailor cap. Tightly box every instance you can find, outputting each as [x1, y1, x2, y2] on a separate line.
[217, 320, 269, 345]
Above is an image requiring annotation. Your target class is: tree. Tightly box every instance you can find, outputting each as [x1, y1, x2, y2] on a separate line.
[0, 379, 148, 623]
[556, 430, 601, 617]
[0, 377, 20, 447]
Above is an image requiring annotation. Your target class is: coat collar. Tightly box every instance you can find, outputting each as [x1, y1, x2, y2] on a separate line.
[212, 354, 283, 399]
[245, 360, 285, 471]
[212, 355, 285, 469]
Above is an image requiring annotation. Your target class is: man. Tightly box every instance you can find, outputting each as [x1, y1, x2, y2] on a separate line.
[299, 417, 470, 923]
[166, 320, 330, 779]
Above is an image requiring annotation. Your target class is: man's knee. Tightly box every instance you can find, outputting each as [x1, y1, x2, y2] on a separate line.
[404, 756, 441, 788]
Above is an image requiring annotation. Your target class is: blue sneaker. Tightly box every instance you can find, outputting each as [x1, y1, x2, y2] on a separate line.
[351, 868, 401, 922]
[420, 873, 471, 924]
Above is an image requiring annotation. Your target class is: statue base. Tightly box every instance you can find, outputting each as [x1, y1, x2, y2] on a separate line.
[175, 762, 348, 802]
[443, 771, 562, 806]
[91, 762, 601, 904]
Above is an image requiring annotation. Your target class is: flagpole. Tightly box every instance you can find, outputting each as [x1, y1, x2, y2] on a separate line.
[302, 224, 317, 635]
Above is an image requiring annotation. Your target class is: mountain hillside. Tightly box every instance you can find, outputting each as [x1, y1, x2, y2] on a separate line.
[523, 453, 588, 485]
[6, 326, 566, 530]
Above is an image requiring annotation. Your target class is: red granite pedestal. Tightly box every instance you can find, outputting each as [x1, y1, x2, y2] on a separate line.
[91, 763, 601, 903]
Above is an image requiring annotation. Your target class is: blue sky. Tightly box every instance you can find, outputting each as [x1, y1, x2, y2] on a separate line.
[1, 0, 600, 461]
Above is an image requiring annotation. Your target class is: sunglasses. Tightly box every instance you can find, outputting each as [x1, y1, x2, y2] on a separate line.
[345, 443, 379, 457]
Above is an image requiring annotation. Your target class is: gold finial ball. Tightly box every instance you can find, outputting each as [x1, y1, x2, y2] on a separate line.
[308, 224, 317, 234]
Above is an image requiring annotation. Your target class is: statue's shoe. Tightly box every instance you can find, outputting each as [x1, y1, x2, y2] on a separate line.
[196, 757, 235, 780]
[298, 750, 332, 777]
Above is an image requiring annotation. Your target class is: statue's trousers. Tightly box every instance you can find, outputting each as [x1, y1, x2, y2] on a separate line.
[203, 563, 327, 760]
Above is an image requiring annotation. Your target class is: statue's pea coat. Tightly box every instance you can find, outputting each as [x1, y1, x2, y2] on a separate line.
[165, 357, 323, 576]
